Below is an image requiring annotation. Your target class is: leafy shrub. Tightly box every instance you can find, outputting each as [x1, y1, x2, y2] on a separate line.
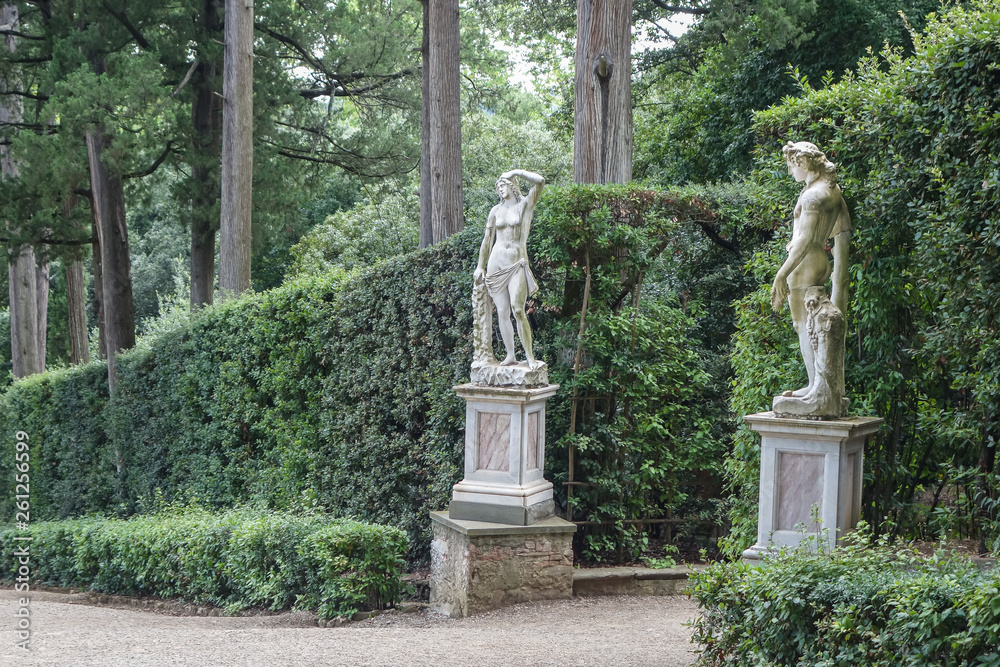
[289, 185, 419, 277]
[690, 535, 1000, 666]
[0, 510, 407, 619]
[530, 185, 732, 559]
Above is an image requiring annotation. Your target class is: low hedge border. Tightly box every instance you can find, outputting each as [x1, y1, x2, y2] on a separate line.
[689, 535, 1000, 667]
[0, 510, 408, 619]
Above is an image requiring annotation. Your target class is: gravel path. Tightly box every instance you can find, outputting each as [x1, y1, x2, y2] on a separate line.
[0, 589, 701, 666]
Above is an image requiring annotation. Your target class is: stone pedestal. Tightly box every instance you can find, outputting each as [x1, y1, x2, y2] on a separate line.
[449, 383, 559, 525]
[742, 411, 882, 559]
[429, 512, 576, 618]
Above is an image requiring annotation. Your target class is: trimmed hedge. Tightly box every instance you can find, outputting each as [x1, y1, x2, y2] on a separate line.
[1, 231, 476, 555]
[0, 364, 112, 519]
[0, 510, 408, 619]
[690, 538, 1000, 666]
[1, 185, 730, 561]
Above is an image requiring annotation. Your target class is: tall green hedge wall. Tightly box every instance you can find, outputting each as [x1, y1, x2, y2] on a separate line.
[2, 231, 475, 553]
[3, 185, 733, 560]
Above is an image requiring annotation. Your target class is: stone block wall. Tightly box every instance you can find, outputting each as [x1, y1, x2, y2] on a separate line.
[429, 512, 575, 617]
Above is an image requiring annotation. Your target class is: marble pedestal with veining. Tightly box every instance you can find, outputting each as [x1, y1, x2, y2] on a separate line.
[742, 411, 882, 560]
[449, 383, 559, 525]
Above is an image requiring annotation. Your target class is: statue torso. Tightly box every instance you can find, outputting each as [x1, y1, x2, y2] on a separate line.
[488, 200, 530, 272]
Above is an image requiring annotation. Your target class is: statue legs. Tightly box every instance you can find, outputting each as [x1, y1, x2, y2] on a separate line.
[773, 286, 848, 419]
[786, 287, 815, 398]
[492, 288, 518, 365]
[491, 270, 536, 367]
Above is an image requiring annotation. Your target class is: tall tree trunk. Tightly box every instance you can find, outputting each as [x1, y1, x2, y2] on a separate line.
[7, 250, 40, 377]
[574, 0, 633, 184]
[427, 0, 463, 244]
[2, 2, 44, 377]
[90, 207, 106, 360]
[190, 0, 222, 308]
[66, 259, 90, 365]
[418, 0, 433, 249]
[87, 119, 135, 391]
[35, 261, 48, 368]
[60, 192, 89, 365]
[219, 0, 254, 296]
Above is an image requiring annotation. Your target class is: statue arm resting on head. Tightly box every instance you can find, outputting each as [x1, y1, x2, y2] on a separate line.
[501, 169, 545, 206]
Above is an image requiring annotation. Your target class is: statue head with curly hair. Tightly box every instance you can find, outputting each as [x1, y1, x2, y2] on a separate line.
[495, 176, 522, 203]
[782, 141, 837, 183]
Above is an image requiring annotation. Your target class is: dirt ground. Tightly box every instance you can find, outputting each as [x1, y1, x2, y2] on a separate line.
[0, 588, 701, 666]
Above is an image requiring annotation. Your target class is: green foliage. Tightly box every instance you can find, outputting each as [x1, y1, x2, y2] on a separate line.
[530, 185, 728, 560]
[289, 185, 419, 277]
[255, 175, 362, 290]
[0, 364, 112, 521]
[724, 0, 1000, 555]
[2, 231, 479, 558]
[128, 190, 192, 330]
[290, 110, 572, 279]
[2, 184, 737, 562]
[642, 544, 680, 569]
[635, 0, 940, 183]
[690, 534, 1000, 666]
[461, 109, 573, 225]
[0, 308, 10, 390]
[0, 510, 408, 619]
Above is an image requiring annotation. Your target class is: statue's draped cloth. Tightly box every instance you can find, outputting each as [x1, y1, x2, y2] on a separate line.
[485, 259, 538, 298]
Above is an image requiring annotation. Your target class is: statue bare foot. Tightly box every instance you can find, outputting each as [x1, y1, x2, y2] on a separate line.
[782, 386, 811, 398]
[500, 355, 518, 366]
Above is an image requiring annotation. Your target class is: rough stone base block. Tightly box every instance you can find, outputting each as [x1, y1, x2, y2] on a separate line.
[470, 361, 549, 387]
[448, 498, 555, 526]
[429, 511, 576, 618]
[773, 396, 850, 420]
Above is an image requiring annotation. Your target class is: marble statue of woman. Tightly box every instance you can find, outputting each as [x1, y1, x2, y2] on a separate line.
[770, 141, 851, 418]
[471, 169, 547, 386]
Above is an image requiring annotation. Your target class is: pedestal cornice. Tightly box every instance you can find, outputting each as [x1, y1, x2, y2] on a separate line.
[454, 382, 559, 404]
[744, 411, 883, 441]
